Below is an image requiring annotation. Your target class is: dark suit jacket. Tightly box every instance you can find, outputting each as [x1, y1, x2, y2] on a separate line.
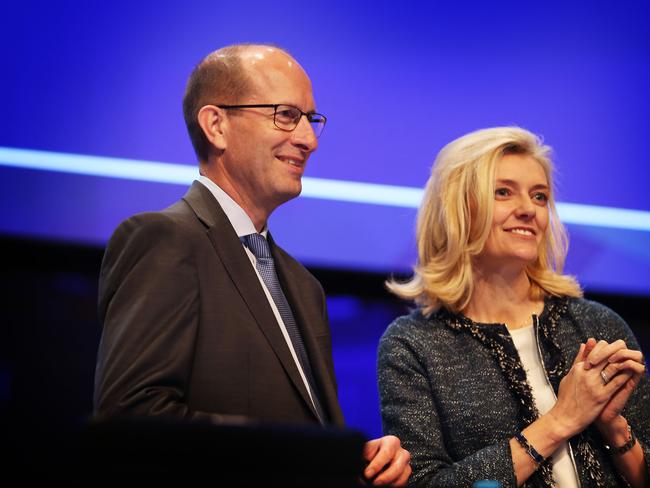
[94, 181, 344, 426]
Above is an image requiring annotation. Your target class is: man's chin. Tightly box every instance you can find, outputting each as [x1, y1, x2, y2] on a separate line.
[274, 183, 302, 206]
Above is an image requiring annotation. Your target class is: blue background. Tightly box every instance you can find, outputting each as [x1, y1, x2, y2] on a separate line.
[2, 1, 650, 438]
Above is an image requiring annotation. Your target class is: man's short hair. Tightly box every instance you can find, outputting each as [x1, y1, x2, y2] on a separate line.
[182, 45, 254, 162]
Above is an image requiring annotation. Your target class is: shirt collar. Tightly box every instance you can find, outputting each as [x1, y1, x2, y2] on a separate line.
[197, 176, 268, 238]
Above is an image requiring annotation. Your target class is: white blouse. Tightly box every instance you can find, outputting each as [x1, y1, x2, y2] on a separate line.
[509, 324, 580, 488]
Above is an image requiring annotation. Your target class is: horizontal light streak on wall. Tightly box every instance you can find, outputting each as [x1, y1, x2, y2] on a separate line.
[0, 146, 197, 185]
[1, 146, 650, 232]
[555, 202, 650, 232]
[302, 176, 422, 208]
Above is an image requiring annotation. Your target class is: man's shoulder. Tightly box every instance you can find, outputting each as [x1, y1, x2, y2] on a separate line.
[101, 196, 212, 269]
[111, 180, 219, 233]
[110, 200, 195, 238]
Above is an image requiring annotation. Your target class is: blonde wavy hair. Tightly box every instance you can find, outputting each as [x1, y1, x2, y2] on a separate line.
[387, 126, 582, 315]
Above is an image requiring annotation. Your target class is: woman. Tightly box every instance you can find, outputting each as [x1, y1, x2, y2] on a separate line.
[377, 127, 649, 487]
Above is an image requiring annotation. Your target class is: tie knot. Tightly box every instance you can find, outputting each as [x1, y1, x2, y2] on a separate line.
[244, 233, 272, 259]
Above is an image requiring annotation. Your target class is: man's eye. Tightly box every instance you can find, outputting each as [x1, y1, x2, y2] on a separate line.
[276, 109, 300, 121]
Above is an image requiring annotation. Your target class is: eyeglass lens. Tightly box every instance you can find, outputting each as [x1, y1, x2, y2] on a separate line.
[274, 105, 326, 137]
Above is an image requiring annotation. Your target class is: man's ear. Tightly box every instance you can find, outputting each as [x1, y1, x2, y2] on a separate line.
[197, 105, 227, 151]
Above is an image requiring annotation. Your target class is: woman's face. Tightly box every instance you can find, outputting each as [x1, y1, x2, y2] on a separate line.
[477, 153, 550, 270]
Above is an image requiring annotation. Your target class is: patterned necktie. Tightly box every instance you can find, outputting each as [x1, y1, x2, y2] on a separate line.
[243, 233, 325, 424]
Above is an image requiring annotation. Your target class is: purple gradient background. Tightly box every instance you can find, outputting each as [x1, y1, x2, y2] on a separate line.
[2, 0, 650, 437]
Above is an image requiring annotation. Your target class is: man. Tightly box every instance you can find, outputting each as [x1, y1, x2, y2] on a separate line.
[94, 44, 410, 486]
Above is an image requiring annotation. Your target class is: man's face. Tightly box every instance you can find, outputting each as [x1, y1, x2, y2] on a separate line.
[220, 48, 319, 215]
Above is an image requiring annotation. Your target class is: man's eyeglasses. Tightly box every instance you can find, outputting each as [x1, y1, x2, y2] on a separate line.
[216, 104, 327, 138]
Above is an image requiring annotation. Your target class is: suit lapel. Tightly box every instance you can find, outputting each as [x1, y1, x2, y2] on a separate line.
[182, 182, 319, 421]
[270, 234, 344, 425]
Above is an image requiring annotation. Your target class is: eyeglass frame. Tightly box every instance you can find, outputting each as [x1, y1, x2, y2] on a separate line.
[215, 103, 327, 137]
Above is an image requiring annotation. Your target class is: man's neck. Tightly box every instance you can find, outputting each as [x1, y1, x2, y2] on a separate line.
[201, 168, 271, 233]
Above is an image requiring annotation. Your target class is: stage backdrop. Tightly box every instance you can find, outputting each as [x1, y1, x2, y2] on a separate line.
[2, 0, 649, 294]
[2, 1, 649, 438]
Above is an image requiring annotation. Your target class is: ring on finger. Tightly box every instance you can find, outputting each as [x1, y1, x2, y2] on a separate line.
[600, 369, 611, 385]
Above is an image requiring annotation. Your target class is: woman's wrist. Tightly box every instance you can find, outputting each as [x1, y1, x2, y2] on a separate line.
[597, 415, 630, 447]
[544, 408, 578, 442]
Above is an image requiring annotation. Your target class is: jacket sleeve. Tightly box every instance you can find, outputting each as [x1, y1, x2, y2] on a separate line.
[94, 213, 247, 425]
[589, 301, 650, 478]
[377, 319, 517, 488]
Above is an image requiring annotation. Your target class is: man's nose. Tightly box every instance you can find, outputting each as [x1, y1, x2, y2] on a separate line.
[291, 116, 318, 153]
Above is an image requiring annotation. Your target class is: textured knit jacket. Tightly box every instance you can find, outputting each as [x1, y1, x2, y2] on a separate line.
[378, 297, 650, 487]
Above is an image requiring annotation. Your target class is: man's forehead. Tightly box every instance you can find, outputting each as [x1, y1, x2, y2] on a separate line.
[225, 46, 298, 70]
[210, 45, 314, 106]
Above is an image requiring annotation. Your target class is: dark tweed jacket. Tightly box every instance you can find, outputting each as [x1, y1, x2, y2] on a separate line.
[378, 297, 650, 488]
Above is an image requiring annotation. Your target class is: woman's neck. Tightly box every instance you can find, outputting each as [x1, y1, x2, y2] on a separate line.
[462, 269, 544, 329]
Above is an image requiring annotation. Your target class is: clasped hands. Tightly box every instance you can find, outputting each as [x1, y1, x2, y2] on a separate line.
[551, 337, 646, 440]
[356, 338, 644, 487]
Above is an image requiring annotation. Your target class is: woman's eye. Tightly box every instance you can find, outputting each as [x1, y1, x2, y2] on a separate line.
[533, 192, 549, 202]
[495, 188, 510, 197]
